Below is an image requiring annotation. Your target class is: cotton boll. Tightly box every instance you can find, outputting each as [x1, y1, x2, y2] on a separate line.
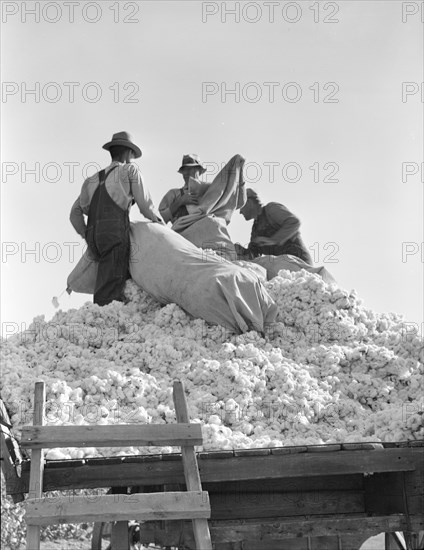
[1, 276, 423, 456]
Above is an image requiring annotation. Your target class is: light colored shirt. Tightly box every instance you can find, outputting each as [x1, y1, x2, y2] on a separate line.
[159, 188, 185, 224]
[69, 161, 162, 238]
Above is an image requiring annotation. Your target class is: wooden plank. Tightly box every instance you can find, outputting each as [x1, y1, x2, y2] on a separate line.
[365, 470, 424, 499]
[209, 490, 365, 520]
[342, 443, 384, 451]
[196, 450, 416, 483]
[26, 491, 210, 525]
[306, 444, 341, 452]
[365, 469, 424, 515]
[162, 452, 184, 461]
[112, 454, 161, 464]
[271, 446, 308, 455]
[173, 380, 212, 550]
[110, 488, 129, 550]
[367, 493, 424, 516]
[11, 447, 422, 494]
[136, 515, 424, 546]
[199, 450, 234, 459]
[26, 381, 45, 550]
[238, 535, 358, 550]
[234, 448, 271, 457]
[111, 521, 129, 550]
[210, 515, 424, 540]
[203, 475, 364, 494]
[21, 423, 202, 448]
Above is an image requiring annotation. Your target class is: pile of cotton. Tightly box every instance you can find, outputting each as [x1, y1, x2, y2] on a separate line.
[1, 269, 422, 460]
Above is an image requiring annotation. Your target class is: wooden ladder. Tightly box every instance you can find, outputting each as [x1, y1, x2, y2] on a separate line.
[21, 380, 212, 550]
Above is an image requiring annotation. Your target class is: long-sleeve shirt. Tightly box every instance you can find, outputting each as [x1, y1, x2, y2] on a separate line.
[69, 161, 162, 238]
[253, 202, 300, 244]
[159, 188, 187, 225]
[248, 202, 311, 262]
[160, 180, 247, 226]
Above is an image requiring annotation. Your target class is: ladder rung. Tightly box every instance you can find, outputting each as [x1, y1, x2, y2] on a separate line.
[26, 491, 211, 526]
[21, 424, 203, 449]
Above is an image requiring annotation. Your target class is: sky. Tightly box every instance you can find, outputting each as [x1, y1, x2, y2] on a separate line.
[1, 0, 423, 339]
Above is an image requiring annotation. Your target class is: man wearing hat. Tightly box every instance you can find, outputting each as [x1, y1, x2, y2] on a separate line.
[159, 154, 207, 224]
[237, 188, 312, 264]
[70, 131, 163, 306]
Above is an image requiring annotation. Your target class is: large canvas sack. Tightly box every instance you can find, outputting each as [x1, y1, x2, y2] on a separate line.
[172, 154, 246, 233]
[252, 255, 337, 284]
[66, 222, 278, 333]
[66, 248, 97, 294]
[129, 221, 278, 333]
[180, 215, 237, 261]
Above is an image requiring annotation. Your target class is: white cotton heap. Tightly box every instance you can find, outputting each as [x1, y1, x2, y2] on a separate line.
[1, 270, 422, 460]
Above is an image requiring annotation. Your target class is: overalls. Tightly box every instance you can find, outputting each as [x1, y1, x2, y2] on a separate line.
[85, 166, 131, 306]
[249, 206, 313, 264]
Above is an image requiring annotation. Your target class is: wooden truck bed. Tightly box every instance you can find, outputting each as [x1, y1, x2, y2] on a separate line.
[2, 399, 423, 549]
[3, 440, 424, 549]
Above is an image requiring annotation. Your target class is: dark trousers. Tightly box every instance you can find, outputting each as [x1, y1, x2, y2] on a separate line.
[87, 227, 130, 306]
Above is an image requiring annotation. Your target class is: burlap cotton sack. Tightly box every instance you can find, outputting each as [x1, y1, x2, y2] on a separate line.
[67, 222, 278, 334]
[129, 222, 278, 333]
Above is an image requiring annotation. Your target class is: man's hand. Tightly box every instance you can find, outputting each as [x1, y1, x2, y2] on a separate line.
[252, 236, 275, 246]
[179, 192, 199, 206]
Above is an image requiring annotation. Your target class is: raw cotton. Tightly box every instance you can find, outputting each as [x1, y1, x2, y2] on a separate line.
[1, 269, 422, 460]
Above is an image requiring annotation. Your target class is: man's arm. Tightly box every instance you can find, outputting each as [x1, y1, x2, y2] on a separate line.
[69, 198, 87, 238]
[159, 188, 198, 224]
[159, 189, 180, 224]
[129, 165, 163, 223]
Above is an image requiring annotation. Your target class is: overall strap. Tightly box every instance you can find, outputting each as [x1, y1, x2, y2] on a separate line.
[98, 169, 106, 186]
[103, 164, 119, 183]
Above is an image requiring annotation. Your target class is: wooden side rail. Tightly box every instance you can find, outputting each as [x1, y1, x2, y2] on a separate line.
[23, 380, 212, 550]
[21, 423, 203, 448]
[26, 491, 210, 525]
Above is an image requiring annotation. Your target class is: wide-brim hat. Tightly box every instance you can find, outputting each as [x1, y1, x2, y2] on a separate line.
[178, 153, 207, 174]
[102, 131, 142, 158]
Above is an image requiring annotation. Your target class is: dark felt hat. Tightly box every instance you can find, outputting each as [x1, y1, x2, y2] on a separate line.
[178, 154, 206, 174]
[102, 131, 142, 158]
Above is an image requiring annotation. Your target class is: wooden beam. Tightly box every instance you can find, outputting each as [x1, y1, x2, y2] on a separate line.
[365, 470, 424, 516]
[173, 380, 212, 550]
[210, 515, 424, 541]
[11, 447, 423, 494]
[135, 515, 424, 546]
[26, 491, 210, 525]
[21, 423, 202, 449]
[209, 490, 365, 519]
[196, 451, 416, 483]
[110, 488, 129, 550]
[111, 521, 130, 550]
[204, 475, 364, 494]
[26, 381, 45, 550]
